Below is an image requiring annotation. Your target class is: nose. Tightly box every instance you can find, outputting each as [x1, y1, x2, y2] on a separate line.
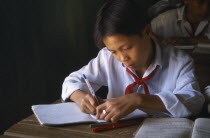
[118, 52, 129, 63]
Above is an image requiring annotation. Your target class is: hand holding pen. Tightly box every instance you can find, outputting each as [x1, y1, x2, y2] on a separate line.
[73, 74, 104, 115]
[82, 74, 100, 105]
[69, 74, 102, 115]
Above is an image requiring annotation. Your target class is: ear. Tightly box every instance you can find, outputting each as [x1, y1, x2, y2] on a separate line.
[143, 24, 162, 43]
[143, 24, 152, 37]
[143, 24, 153, 37]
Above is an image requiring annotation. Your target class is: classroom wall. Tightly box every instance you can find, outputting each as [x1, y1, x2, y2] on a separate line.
[0, 0, 104, 134]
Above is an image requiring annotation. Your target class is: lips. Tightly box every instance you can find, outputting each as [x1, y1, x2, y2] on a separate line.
[127, 64, 135, 68]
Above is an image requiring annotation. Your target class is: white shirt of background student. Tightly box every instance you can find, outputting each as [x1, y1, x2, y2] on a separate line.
[151, 0, 210, 45]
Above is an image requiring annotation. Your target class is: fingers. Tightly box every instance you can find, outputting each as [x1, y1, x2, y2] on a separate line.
[96, 95, 138, 123]
[97, 96, 105, 104]
[80, 94, 97, 115]
[97, 108, 121, 123]
[96, 101, 122, 123]
[164, 37, 179, 46]
[109, 114, 121, 123]
[88, 95, 98, 107]
[81, 105, 96, 114]
[104, 111, 120, 123]
[96, 103, 106, 119]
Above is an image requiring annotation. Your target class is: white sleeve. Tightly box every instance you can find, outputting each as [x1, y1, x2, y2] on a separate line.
[156, 56, 205, 117]
[61, 48, 109, 101]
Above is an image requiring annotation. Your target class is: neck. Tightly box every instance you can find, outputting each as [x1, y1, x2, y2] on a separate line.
[185, 7, 202, 24]
[185, 8, 194, 23]
[145, 39, 155, 69]
[136, 39, 155, 77]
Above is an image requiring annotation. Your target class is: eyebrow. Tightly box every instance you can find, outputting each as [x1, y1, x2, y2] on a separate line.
[107, 43, 130, 51]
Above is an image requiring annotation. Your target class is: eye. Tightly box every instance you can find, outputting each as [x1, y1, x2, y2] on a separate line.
[111, 51, 116, 54]
[123, 46, 132, 50]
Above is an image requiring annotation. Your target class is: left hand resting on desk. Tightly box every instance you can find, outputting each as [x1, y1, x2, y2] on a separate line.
[96, 93, 141, 123]
[96, 93, 168, 123]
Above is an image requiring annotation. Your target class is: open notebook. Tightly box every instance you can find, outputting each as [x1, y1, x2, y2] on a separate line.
[32, 102, 148, 126]
[134, 118, 210, 138]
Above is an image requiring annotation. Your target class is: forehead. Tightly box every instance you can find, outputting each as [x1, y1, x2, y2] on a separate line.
[103, 34, 140, 50]
[103, 34, 129, 43]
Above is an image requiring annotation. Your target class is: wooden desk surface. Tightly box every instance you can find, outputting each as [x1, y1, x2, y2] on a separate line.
[3, 104, 142, 138]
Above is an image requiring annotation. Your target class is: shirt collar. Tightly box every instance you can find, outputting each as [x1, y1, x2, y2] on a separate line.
[177, 6, 185, 22]
[143, 40, 162, 77]
[151, 40, 162, 69]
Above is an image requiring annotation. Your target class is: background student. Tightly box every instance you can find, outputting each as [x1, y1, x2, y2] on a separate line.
[151, 0, 210, 45]
[62, 0, 204, 123]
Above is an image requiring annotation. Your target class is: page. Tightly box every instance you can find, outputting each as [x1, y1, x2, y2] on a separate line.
[192, 118, 210, 138]
[32, 103, 96, 125]
[134, 118, 193, 138]
[123, 109, 148, 119]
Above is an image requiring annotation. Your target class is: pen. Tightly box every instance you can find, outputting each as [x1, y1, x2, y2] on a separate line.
[91, 120, 141, 132]
[82, 74, 100, 105]
[90, 118, 144, 128]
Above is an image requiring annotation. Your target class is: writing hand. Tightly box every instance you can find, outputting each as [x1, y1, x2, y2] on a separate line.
[70, 90, 104, 115]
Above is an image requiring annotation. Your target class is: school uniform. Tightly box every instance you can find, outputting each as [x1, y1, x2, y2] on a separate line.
[62, 41, 204, 118]
[151, 6, 210, 39]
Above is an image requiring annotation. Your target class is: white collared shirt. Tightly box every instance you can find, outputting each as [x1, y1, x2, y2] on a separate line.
[151, 6, 210, 39]
[62, 42, 204, 118]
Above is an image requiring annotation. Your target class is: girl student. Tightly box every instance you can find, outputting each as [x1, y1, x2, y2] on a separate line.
[62, 0, 204, 123]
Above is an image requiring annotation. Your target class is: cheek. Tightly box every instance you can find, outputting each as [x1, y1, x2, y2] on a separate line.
[114, 55, 120, 61]
[130, 48, 143, 61]
[112, 53, 123, 62]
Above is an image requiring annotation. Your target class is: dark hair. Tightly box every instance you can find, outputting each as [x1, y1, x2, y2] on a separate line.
[94, 0, 151, 49]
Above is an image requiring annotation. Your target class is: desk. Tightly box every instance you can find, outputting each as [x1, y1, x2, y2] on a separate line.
[2, 101, 142, 138]
[181, 49, 210, 90]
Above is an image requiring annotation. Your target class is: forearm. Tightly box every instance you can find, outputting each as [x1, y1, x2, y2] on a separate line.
[70, 90, 87, 105]
[173, 36, 210, 45]
[134, 93, 168, 113]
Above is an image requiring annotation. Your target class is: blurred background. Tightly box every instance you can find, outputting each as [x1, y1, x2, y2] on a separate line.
[0, 0, 102, 134]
